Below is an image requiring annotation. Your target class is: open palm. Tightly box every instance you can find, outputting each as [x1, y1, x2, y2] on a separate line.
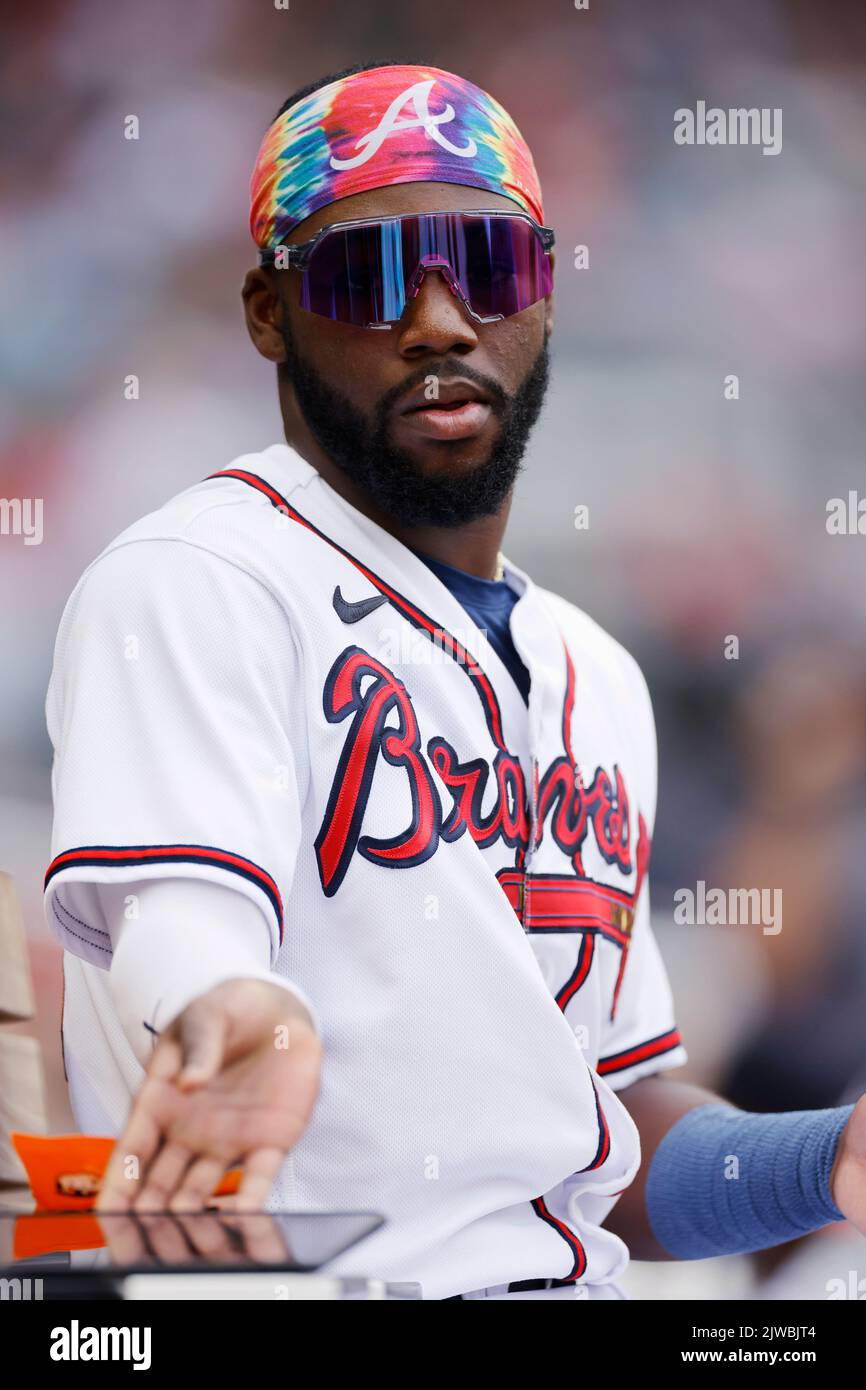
[97, 978, 321, 1214]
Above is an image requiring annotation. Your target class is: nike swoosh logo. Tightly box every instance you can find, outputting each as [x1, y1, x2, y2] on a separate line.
[332, 585, 389, 624]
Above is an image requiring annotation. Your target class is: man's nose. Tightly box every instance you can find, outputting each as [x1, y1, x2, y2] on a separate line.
[395, 267, 479, 356]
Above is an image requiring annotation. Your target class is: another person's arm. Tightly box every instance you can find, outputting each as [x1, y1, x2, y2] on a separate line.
[603, 1073, 861, 1259]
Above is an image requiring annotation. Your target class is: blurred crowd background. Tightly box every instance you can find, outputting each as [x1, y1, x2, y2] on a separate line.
[2, 0, 866, 1298]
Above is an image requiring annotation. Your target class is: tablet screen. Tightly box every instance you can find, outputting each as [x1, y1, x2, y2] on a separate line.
[0, 1210, 383, 1279]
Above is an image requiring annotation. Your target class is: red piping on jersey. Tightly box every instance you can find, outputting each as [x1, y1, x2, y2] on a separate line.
[531, 1195, 587, 1282]
[561, 642, 577, 767]
[578, 1072, 612, 1171]
[596, 1027, 683, 1077]
[608, 808, 652, 1020]
[207, 469, 509, 752]
[44, 844, 284, 943]
[556, 932, 596, 1009]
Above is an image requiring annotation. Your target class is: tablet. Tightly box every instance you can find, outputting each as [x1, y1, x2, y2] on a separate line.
[0, 1209, 384, 1295]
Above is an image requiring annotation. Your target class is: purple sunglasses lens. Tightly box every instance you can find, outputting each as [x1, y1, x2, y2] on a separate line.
[438, 213, 552, 320]
[300, 213, 552, 326]
[300, 221, 401, 324]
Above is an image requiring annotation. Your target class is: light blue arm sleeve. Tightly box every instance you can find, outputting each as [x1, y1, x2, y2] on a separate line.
[645, 1102, 853, 1259]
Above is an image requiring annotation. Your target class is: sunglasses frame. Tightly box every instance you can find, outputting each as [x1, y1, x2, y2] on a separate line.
[258, 208, 556, 329]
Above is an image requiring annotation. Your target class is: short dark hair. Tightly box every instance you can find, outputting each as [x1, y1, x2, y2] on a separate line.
[271, 59, 430, 127]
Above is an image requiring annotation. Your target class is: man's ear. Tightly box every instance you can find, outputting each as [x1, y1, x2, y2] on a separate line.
[241, 266, 288, 365]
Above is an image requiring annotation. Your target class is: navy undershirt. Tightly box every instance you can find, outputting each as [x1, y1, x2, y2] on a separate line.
[411, 549, 532, 705]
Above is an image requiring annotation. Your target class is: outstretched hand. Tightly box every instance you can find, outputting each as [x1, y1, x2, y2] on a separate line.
[96, 978, 321, 1214]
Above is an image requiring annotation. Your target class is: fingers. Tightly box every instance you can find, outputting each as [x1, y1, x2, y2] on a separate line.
[203, 1194, 238, 1212]
[233, 1146, 286, 1212]
[167, 1155, 227, 1213]
[96, 1060, 173, 1212]
[99, 994, 305, 1220]
[97, 1036, 185, 1212]
[134, 1141, 196, 1212]
[175, 999, 229, 1090]
[149, 1032, 185, 1084]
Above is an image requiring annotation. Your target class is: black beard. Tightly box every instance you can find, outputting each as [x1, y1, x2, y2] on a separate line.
[279, 321, 551, 528]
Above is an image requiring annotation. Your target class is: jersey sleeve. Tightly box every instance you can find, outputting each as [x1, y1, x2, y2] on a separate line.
[45, 537, 308, 969]
[595, 647, 687, 1090]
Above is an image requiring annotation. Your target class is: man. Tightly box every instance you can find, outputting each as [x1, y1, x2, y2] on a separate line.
[46, 60, 866, 1300]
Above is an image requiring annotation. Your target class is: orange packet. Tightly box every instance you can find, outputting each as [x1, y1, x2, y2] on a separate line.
[11, 1132, 242, 1211]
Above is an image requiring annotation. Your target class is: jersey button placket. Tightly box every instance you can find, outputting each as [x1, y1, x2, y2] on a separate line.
[522, 755, 540, 930]
[510, 589, 544, 930]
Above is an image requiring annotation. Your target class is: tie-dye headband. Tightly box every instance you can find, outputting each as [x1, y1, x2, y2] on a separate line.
[249, 64, 545, 249]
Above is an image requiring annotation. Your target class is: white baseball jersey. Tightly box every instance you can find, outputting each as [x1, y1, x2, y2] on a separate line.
[45, 441, 687, 1299]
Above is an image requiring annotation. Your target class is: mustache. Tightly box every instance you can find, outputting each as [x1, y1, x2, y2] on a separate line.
[379, 362, 508, 421]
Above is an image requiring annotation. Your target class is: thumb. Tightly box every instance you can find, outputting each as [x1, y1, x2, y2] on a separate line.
[175, 998, 229, 1090]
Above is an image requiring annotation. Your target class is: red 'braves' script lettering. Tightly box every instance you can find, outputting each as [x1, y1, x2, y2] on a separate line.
[315, 646, 635, 895]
